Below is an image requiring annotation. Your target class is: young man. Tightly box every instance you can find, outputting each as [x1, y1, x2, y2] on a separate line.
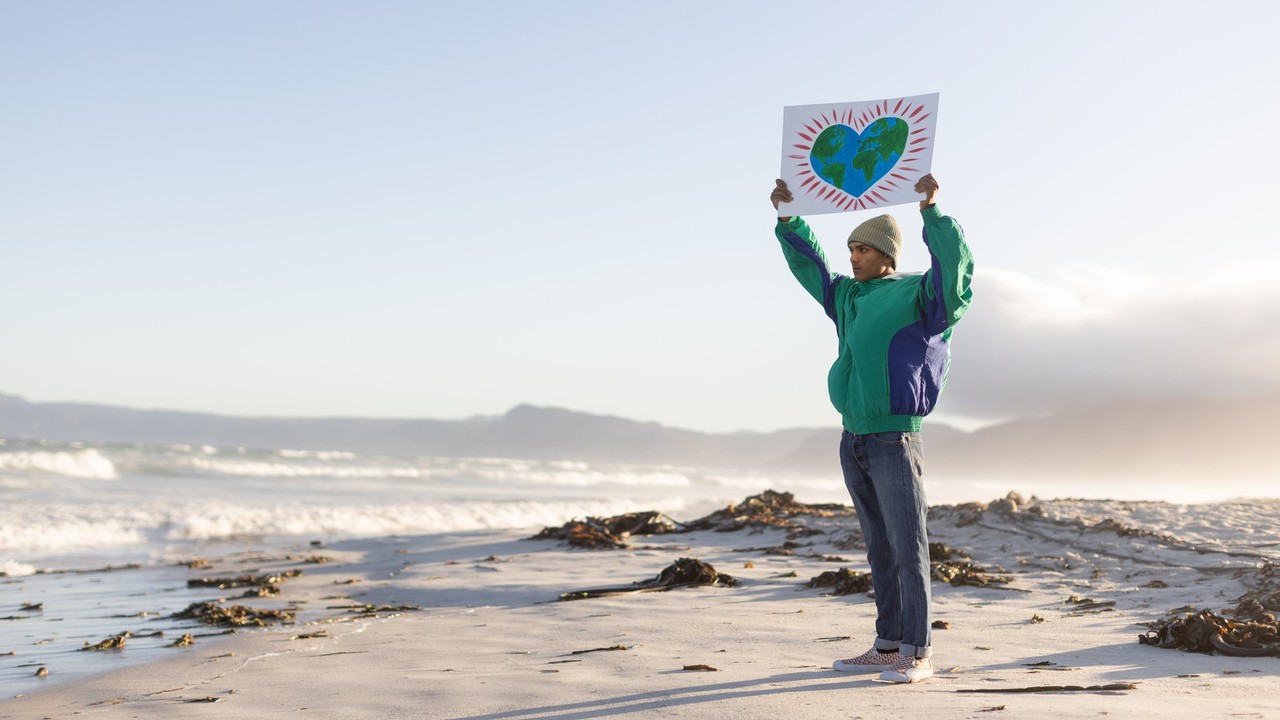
[770, 175, 973, 683]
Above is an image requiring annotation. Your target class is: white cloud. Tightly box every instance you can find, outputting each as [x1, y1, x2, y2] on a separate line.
[942, 260, 1280, 418]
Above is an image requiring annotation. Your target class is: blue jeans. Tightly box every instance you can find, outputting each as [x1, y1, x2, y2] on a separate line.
[839, 430, 932, 658]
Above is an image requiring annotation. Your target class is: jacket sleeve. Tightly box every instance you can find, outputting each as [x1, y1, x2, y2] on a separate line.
[775, 217, 846, 324]
[917, 204, 974, 333]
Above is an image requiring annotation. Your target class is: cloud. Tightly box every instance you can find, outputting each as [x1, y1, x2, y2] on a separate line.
[941, 260, 1280, 419]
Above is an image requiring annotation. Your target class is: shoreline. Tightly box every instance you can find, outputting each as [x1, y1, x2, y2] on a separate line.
[3, 494, 1278, 718]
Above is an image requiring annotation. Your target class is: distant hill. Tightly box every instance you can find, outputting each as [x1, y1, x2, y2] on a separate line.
[2, 391, 1276, 484]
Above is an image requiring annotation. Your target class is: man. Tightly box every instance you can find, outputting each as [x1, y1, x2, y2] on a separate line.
[770, 174, 973, 684]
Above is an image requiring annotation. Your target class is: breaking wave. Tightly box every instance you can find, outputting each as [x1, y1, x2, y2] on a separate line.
[0, 449, 117, 480]
[0, 497, 689, 553]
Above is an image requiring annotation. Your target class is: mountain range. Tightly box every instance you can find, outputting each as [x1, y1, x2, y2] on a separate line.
[2, 391, 1276, 485]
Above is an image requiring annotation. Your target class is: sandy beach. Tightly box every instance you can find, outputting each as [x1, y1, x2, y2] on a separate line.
[3, 492, 1278, 719]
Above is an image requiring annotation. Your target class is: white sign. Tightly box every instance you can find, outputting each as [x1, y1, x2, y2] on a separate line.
[779, 93, 939, 217]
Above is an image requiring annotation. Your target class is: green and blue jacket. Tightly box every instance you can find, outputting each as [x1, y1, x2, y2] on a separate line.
[775, 205, 974, 434]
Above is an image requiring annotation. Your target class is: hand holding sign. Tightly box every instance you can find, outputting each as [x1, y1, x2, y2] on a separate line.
[779, 93, 939, 217]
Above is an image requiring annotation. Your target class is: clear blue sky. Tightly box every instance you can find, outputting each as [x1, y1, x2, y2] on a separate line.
[3, 1, 1277, 432]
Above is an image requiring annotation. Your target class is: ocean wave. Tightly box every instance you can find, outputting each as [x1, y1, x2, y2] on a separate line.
[0, 449, 118, 480]
[0, 497, 688, 552]
[277, 449, 357, 460]
[0, 559, 36, 577]
[186, 456, 431, 479]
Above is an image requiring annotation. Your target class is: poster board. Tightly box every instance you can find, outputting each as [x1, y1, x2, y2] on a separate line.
[779, 93, 939, 216]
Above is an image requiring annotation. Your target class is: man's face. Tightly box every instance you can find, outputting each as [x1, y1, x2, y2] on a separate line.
[847, 241, 893, 282]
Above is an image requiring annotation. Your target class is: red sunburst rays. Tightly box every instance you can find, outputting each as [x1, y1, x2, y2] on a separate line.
[787, 97, 932, 210]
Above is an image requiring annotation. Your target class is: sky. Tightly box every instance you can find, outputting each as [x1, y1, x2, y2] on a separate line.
[3, 1, 1278, 433]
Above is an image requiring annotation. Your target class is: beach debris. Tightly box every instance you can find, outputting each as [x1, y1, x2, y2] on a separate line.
[932, 560, 1014, 588]
[187, 570, 301, 589]
[290, 631, 328, 640]
[929, 542, 970, 562]
[19, 602, 42, 612]
[533, 491, 856, 549]
[532, 511, 684, 549]
[735, 541, 849, 562]
[570, 645, 631, 655]
[815, 636, 852, 642]
[302, 555, 333, 564]
[771, 571, 799, 578]
[558, 558, 739, 601]
[743, 561, 754, 568]
[1143, 579, 1169, 588]
[170, 634, 195, 647]
[933, 620, 952, 630]
[979, 707, 1006, 713]
[172, 602, 295, 627]
[184, 697, 221, 703]
[1139, 608, 1279, 657]
[807, 568, 872, 596]
[238, 585, 281, 598]
[958, 682, 1138, 694]
[34, 666, 48, 677]
[322, 603, 421, 620]
[682, 664, 718, 671]
[682, 490, 853, 537]
[181, 558, 211, 569]
[81, 633, 130, 651]
[1029, 614, 1046, 624]
[1064, 596, 1116, 615]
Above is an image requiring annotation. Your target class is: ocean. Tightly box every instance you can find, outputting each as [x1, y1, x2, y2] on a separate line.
[2, 437, 1275, 697]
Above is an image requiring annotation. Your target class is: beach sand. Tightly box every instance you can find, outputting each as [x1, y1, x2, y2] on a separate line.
[3, 493, 1278, 719]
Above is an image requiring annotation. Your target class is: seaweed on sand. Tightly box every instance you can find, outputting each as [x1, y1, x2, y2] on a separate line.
[1140, 561, 1280, 657]
[558, 557, 738, 601]
[533, 491, 856, 550]
[172, 602, 295, 627]
[531, 511, 684, 549]
[807, 568, 873, 596]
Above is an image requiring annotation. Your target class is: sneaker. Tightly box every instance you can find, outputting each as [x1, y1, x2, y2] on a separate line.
[878, 654, 933, 683]
[832, 647, 901, 673]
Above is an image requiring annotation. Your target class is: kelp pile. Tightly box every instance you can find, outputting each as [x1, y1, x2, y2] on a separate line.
[1140, 561, 1280, 657]
[533, 491, 855, 549]
[679, 490, 854, 535]
[1140, 609, 1278, 657]
[932, 560, 1014, 588]
[531, 511, 683, 549]
[172, 602, 295, 627]
[807, 568, 873, 596]
[559, 557, 738, 601]
[187, 570, 302, 590]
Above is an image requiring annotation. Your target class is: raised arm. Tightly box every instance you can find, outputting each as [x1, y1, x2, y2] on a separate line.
[913, 175, 974, 332]
[771, 179, 844, 323]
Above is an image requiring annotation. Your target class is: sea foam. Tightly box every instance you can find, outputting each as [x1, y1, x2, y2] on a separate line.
[0, 449, 117, 480]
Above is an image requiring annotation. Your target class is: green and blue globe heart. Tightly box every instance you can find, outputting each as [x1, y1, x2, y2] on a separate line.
[810, 117, 909, 198]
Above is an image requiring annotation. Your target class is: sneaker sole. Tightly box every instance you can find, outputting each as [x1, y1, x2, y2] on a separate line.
[878, 670, 933, 683]
[832, 661, 895, 673]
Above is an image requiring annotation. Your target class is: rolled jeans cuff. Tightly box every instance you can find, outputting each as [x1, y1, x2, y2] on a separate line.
[874, 638, 900, 652]
[900, 643, 932, 659]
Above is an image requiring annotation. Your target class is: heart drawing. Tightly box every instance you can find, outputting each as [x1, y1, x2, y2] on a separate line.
[809, 117, 908, 199]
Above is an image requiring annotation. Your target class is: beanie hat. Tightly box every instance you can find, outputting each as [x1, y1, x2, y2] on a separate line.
[848, 214, 902, 262]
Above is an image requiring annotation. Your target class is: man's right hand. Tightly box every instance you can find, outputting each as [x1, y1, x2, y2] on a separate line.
[771, 179, 793, 221]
